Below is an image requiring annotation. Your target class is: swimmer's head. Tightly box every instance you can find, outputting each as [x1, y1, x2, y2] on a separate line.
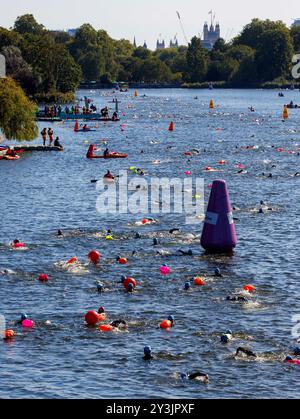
[14, 240, 20, 244]
[285, 356, 293, 362]
[97, 284, 104, 292]
[121, 276, 127, 283]
[184, 282, 191, 291]
[181, 373, 188, 380]
[144, 346, 152, 355]
[98, 307, 105, 314]
[226, 330, 233, 335]
[127, 283, 134, 292]
[215, 268, 221, 277]
[187, 249, 193, 256]
[221, 334, 230, 344]
[21, 313, 28, 321]
[153, 238, 159, 246]
[168, 315, 175, 325]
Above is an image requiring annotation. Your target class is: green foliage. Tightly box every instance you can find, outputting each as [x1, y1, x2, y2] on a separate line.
[14, 14, 45, 35]
[1, 14, 299, 93]
[291, 26, 300, 52]
[0, 77, 38, 141]
[186, 37, 208, 82]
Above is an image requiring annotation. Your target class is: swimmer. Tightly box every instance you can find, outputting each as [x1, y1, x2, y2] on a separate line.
[235, 347, 257, 358]
[110, 319, 128, 330]
[184, 281, 191, 291]
[143, 346, 154, 361]
[215, 268, 222, 277]
[227, 295, 249, 302]
[0, 269, 16, 275]
[177, 249, 194, 256]
[221, 330, 233, 344]
[97, 283, 105, 293]
[126, 283, 135, 293]
[181, 373, 209, 383]
[57, 230, 64, 237]
[169, 228, 180, 234]
[135, 232, 141, 239]
[153, 238, 160, 246]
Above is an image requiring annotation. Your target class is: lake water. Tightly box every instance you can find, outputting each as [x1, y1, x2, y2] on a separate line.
[0, 88, 299, 399]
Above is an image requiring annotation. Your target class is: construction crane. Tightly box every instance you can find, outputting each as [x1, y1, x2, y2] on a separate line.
[176, 11, 189, 44]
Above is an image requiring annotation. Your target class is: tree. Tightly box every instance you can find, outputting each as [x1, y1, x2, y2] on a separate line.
[14, 14, 44, 35]
[0, 77, 38, 141]
[256, 29, 293, 81]
[186, 37, 208, 82]
[1, 45, 39, 95]
[233, 19, 288, 49]
[291, 26, 300, 53]
[0, 27, 21, 49]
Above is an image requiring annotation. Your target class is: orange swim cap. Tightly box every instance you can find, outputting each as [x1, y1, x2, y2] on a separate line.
[4, 330, 15, 340]
[194, 277, 206, 286]
[99, 325, 114, 332]
[160, 320, 172, 329]
[244, 285, 256, 293]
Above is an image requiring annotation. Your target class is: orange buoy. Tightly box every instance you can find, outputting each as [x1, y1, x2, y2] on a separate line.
[194, 277, 206, 286]
[74, 121, 79, 132]
[168, 121, 174, 131]
[99, 325, 114, 332]
[160, 320, 172, 329]
[244, 285, 256, 294]
[88, 250, 101, 265]
[85, 311, 101, 326]
[219, 160, 226, 165]
[4, 330, 15, 340]
[283, 106, 289, 119]
[118, 257, 128, 265]
[209, 100, 214, 109]
[123, 277, 137, 289]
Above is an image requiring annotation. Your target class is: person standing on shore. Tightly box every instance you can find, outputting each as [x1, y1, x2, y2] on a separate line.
[41, 128, 47, 146]
[48, 127, 54, 146]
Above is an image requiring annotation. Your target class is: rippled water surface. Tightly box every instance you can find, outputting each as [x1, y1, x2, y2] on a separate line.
[0, 89, 300, 399]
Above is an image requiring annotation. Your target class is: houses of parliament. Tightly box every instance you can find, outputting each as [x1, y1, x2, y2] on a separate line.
[134, 21, 220, 51]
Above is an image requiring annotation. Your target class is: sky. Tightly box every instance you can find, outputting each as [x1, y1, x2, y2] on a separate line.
[0, 0, 299, 49]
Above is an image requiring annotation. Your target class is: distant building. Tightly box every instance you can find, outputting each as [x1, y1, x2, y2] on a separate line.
[143, 41, 148, 49]
[292, 19, 300, 28]
[169, 37, 179, 48]
[156, 39, 165, 50]
[202, 22, 220, 50]
[133, 37, 137, 48]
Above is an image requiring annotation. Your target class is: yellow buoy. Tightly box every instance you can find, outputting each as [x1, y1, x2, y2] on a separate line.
[283, 105, 289, 119]
[209, 100, 214, 109]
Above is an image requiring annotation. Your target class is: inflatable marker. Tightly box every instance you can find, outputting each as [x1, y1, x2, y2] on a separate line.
[201, 180, 237, 253]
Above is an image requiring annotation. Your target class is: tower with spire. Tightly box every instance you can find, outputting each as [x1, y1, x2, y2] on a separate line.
[133, 37, 137, 48]
[202, 13, 220, 50]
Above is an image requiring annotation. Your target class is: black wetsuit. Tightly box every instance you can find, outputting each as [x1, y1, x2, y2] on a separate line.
[236, 347, 257, 358]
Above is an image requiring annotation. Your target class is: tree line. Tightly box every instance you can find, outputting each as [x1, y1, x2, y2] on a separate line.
[0, 14, 300, 100]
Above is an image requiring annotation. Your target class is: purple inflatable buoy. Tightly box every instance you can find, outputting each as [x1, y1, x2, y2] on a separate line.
[201, 180, 237, 253]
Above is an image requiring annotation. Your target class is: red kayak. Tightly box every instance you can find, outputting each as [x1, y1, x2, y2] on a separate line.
[87, 153, 128, 159]
[0, 155, 20, 161]
[86, 145, 128, 159]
